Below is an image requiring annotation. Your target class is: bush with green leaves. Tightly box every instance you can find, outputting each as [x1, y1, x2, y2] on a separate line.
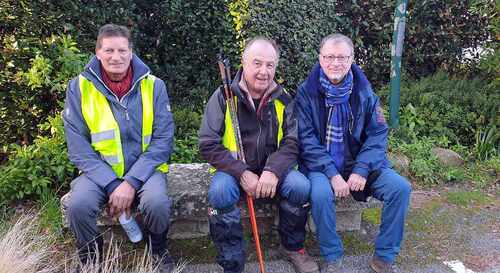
[0, 115, 76, 204]
[236, 0, 492, 91]
[380, 71, 498, 148]
[1, 0, 238, 146]
[1, 0, 494, 147]
[0, 106, 205, 205]
[0, 34, 88, 146]
[171, 108, 203, 163]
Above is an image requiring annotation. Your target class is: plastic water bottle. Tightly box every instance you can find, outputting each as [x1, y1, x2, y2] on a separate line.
[119, 213, 143, 243]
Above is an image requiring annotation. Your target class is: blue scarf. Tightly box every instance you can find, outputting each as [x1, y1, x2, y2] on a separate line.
[320, 68, 353, 172]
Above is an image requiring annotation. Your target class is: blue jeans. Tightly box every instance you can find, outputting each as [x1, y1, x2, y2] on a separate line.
[208, 170, 311, 273]
[309, 168, 411, 263]
[208, 170, 311, 209]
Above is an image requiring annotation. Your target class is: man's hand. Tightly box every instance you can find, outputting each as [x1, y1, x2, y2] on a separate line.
[347, 173, 367, 192]
[331, 175, 350, 198]
[256, 170, 279, 199]
[109, 181, 136, 218]
[240, 170, 259, 197]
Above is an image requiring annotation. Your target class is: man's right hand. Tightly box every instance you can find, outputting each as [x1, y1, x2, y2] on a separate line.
[331, 175, 350, 198]
[109, 181, 136, 218]
[240, 170, 259, 197]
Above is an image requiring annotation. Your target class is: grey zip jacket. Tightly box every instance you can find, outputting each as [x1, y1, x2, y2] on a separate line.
[62, 55, 174, 193]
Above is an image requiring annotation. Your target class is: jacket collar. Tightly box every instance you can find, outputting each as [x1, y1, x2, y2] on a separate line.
[83, 54, 150, 88]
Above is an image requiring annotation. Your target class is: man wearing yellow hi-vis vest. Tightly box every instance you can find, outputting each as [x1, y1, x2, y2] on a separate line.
[62, 24, 174, 272]
[199, 38, 318, 273]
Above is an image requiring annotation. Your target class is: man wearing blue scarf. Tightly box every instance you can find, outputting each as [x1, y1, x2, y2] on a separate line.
[296, 34, 411, 273]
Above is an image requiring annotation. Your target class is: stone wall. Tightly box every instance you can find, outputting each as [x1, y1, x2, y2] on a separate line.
[61, 163, 381, 239]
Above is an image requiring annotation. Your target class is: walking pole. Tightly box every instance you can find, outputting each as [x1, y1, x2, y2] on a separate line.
[217, 53, 266, 273]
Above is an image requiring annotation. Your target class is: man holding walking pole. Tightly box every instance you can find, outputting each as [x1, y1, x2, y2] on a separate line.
[199, 37, 318, 273]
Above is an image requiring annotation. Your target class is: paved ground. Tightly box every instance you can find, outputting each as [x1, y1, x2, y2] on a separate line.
[171, 189, 500, 273]
[180, 255, 484, 273]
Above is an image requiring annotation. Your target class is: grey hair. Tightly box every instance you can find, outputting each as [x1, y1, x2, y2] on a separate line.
[319, 33, 354, 56]
[96, 24, 132, 50]
[242, 36, 280, 62]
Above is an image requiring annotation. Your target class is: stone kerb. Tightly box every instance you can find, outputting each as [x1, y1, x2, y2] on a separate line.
[61, 163, 382, 239]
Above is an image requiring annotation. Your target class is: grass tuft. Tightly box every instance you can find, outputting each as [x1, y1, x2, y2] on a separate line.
[0, 214, 56, 273]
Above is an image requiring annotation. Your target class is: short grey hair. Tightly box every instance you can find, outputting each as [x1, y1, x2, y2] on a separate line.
[319, 33, 354, 56]
[96, 24, 132, 50]
[242, 36, 280, 62]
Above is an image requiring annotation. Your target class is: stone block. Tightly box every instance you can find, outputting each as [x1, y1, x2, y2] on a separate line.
[61, 163, 382, 239]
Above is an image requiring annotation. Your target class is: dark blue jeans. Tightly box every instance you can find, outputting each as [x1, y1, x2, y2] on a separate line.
[208, 170, 311, 208]
[208, 170, 311, 273]
[309, 168, 411, 264]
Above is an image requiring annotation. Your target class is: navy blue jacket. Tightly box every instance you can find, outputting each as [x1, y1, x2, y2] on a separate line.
[296, 63, 390, 185]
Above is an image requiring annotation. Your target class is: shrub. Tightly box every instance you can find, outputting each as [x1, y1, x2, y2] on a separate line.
[237, 0, 492, 91]
[0, 115, 75, 204]
[380, 71, 499, 148]
[171, 108, 203, 163]
[0, 107, 208, 204]
[1, 1, 238, 145]
[1, 1, 494, 146]
[0, 34, 88, 146]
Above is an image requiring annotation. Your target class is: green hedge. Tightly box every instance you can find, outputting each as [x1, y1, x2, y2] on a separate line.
[238, 0, 492, 91]
[0, 0, 238, 146]
[1, 0, 493, 146]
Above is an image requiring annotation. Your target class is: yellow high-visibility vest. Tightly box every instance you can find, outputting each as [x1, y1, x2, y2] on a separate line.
[79, 74, 169, 177]
[214, 95, 285, 168]
[222, 96, 285, 156]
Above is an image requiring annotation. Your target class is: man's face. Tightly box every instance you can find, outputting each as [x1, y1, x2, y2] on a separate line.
[319, 41, 353, 84]
[95, 36, 132, 76]
[241, 41, 277, 96]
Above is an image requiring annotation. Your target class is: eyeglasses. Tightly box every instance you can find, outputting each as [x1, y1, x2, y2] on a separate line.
[321, 54, 351, 64]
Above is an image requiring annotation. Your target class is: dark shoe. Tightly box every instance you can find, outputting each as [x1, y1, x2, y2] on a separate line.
[320, 258, 343, 273]
[281, 247, 319, 273]
[370, 256, 397, 273]
[153, 251, 175, 273]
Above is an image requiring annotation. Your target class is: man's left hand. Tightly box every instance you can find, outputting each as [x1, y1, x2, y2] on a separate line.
[256, 171, 279, 199]
[347, 173, 367, 192]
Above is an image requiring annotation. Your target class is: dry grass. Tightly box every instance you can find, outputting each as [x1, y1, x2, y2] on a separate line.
[0, 215, 187, 273]
[0, 215, 56, 273]
[65, 238, 189, 273]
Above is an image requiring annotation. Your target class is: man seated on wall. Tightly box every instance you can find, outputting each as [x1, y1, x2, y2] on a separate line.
[198, 37, 319, 273]
[63, 23, 175, 273]
[296, 33, 412, 273]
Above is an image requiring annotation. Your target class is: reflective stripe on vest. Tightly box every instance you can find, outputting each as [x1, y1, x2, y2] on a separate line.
[222, 96, 286, 156]
[79, 75, 169, 178]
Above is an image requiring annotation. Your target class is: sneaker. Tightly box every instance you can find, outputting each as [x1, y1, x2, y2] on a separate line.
[280, 246, 319, 273]
[370, 256, 397, 273]
[320, 258, 343, 273]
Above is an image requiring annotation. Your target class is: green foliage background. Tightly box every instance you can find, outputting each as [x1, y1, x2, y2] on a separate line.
[0, 0, 497, 203]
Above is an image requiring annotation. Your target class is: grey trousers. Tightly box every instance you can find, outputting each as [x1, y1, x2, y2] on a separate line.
[66, 171, 172, 248]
